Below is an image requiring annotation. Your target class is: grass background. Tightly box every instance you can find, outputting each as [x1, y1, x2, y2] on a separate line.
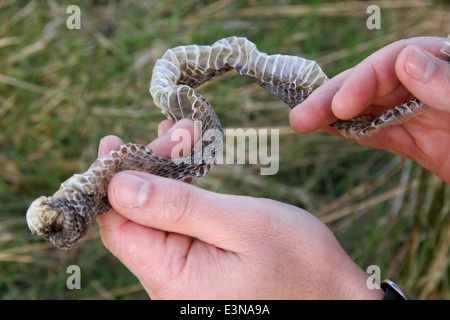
[0, 0, 448, 299]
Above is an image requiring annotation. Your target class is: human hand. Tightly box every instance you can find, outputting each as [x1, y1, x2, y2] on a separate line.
[289, 37, 450, 184]
[97, 120, 383, 299]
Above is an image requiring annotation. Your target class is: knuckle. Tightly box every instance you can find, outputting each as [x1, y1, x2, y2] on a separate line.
[160, 181, 197, 226]
[236, 197, 281, 241]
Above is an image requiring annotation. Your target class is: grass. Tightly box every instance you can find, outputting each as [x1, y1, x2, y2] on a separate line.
[0, 0, 448, 299]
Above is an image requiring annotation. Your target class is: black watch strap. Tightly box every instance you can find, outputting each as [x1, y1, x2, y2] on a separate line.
[380, 279, 410, 300]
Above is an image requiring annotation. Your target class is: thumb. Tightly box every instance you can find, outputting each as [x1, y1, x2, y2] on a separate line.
[106, 171, 260, 249]
[396, 44, 450, 112]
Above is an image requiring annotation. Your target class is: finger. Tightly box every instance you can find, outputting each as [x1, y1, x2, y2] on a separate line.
[332, 37, 445, 119]
[97, 126, 202, 287]
[98, 135, 124, 158]
[158, 120, 175, 137]
[331, 45, 400, 119]
[148, 118, 197, 159]
[98, 119, 197, 160]
[396, 44, 450, 112]
[98, 208, 189, 294]
[107, 170, 261, 250]
[156, 120, 195, 184]
[370, 84, 413, 108]
[289, 69, 351, 134]
[97, 133, 200, 288]
[98, 137, 164, 279]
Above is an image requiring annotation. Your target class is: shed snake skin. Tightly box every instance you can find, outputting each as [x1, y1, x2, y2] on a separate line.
[27, 35, 450, 249]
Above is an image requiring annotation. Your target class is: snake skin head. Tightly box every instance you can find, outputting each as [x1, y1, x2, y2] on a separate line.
[26, 195, 97, 249]
[27, 196, 64, 235]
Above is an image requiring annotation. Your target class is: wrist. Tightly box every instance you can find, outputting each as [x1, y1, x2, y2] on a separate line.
[325, 252, 384, 299]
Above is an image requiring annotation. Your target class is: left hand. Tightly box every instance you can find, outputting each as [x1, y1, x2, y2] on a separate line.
[289, 37, 450, 183]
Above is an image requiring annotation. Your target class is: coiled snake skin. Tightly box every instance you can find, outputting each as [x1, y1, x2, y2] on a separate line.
[27, 35, 450, 249]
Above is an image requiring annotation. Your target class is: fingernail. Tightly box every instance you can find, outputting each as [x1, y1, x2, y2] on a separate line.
[98, 138, 105, 157]
[158, 120, 183, 138]
[114, 172, 150, 208]
[167, 120, 184, 133]
[406, 46, 436, 80]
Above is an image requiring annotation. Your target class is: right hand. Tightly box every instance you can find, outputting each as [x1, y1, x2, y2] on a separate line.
[97, 121, 382, 299]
